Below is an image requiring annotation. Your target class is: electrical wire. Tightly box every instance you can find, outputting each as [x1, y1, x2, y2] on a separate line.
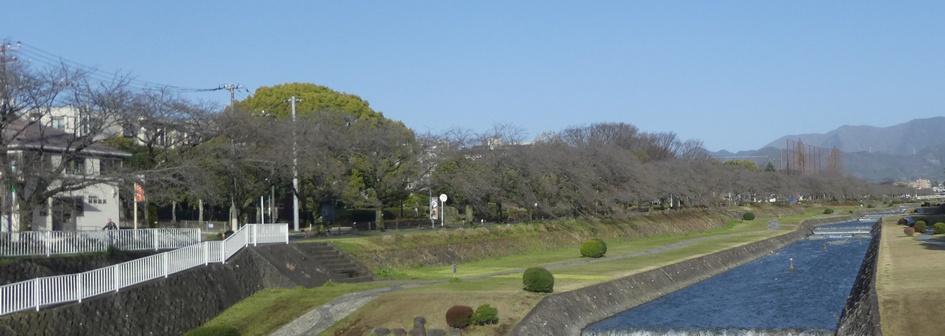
[12, 41, 229, 94]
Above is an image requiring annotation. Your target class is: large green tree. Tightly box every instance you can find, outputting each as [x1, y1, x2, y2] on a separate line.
[238, 83, 419, 230]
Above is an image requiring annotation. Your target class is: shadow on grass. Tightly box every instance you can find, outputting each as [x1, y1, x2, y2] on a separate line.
[920, 240, 945, 251]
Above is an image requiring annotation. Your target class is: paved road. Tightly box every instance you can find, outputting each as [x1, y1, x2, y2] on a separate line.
[270, 234, 735, 336]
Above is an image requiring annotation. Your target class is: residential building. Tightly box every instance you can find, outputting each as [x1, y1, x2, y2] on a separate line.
[1, 118, 130, 232]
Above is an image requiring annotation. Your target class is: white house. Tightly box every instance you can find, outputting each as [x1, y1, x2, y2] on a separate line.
[1, 117, 130, 232]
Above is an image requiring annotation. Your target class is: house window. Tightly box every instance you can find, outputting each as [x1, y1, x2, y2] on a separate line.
[100, 159, 121, 174]
[122, 122, 136, 138]
[70, 157, 85, 175]
[51, 116, 66, 130]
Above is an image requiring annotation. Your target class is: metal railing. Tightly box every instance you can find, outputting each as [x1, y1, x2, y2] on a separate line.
[0, 223, 288, 316]
[0, 228, 201, 258]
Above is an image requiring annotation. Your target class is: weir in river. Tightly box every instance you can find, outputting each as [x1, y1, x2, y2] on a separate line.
[582, 219, 877, 336]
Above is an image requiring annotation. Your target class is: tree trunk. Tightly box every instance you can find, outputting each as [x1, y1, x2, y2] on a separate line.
[465, 204, 473, 226]
[375, 208, 385, 231]
[144, 201, 151, 228]
[198, 199, 204, 224]
[17, 199, 31, 232]
[171, 201, 177, 224]
[496, 202, 503, 223]
[230, 198, 238, 231]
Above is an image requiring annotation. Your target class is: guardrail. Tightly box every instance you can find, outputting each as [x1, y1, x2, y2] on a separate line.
[0, 223, 288, 316]
[0, 228, 201, 258]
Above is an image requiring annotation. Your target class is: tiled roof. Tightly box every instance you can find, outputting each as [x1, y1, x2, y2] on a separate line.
[5, 119, 131, 157]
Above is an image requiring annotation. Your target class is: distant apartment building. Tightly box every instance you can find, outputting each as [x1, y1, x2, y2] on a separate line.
[908, 179, 932, 190]
[38, 106, 192, 146]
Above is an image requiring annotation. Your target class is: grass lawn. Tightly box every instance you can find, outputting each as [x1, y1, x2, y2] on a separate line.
[343, 216, 799, 282]
[321, 215, 800, 335]
[876, 216, 945, 336]
[197, 205, 868, 336]
[193, 282, 385, 336]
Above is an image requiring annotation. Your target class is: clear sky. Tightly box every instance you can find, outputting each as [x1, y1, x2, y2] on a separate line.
[4, 2, 944, 152]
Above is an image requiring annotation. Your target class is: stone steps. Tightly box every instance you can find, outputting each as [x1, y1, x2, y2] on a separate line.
[295, 242, 376, 283]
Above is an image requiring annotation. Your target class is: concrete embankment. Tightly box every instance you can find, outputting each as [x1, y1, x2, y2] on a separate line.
[0, 244, 334, 336]
[512, 215, 864, 336]
[835, 219, 883, 336]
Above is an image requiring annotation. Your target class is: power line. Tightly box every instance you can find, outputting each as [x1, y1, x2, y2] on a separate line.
[9, 40, 226, 94]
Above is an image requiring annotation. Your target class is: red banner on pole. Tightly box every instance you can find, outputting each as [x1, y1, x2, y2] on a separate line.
[134, 183, 145, 203]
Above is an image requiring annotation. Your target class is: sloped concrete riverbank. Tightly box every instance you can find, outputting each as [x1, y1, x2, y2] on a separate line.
[512, 214, 881, 336]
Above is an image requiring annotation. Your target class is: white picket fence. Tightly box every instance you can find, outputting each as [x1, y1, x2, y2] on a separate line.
[0, 223, 288, 316]
[0, 228, 201, 258]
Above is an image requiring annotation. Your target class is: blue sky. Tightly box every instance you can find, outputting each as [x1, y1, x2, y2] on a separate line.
[4, 2, 944, 151]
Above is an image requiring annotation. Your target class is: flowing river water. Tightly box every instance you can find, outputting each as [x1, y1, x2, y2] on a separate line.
[582, 219, 877, 336]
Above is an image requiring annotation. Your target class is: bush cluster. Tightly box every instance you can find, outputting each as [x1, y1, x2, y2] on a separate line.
[522, 267, 554, 293]
[471, 304, 499, 325]
[445, 305, 473, 329]
[183, 326, 241, 336]
[823, 208, 834, 214]
[915, 220, 928, 234]
[580, 239, 606, 258]
[742, 212, 755, 221]
[935, 222, 945, 235]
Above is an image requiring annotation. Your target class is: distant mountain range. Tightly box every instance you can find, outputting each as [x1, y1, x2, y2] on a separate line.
[711, 117, 945, 183]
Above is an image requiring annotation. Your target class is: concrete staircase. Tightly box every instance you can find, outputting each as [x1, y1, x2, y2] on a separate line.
[294, 242, 376, 283]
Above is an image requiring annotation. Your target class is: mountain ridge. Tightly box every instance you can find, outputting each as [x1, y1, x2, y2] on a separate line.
[763, 116, 945, 155]
[711, 117, 945, 182]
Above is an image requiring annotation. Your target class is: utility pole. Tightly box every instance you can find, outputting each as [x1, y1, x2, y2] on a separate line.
[224, 83, 243, 230]
[222, 84, 243, 106]
[286, 96, 303, 232]
[1, 41, 19, 233]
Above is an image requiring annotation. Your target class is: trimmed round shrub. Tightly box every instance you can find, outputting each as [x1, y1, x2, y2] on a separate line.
[523, 267, 554, 293]
[580, 239, 606, 258]
[898, 218, 908, 226]
[184, 326, 241, 336]
[914, 221, 927, 234]
[823, 208, 834, 214]
[445, 305, 474, 329]
[904, 227, 915, 236]
[591, 238, 608, 254]
[742, 212, 755, 221]
[935, 222, 945, 235]
[471, 304, 499, 325]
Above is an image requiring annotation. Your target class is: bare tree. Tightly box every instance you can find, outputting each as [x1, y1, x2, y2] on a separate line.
[0, 59, 136, 230]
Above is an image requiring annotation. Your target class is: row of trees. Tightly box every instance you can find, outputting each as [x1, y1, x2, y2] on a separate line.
[1, 59, 908, 231]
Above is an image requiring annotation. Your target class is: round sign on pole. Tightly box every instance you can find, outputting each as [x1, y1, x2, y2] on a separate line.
[439, 194, 448, 202]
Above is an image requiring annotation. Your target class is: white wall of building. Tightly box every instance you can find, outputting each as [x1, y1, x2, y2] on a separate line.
[36, 107, 124, 140]
[31, 182, 121, 231]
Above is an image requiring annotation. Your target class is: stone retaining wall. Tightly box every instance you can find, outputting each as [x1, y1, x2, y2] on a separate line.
[0, 245, 309, 336]
[0, 251, 156, 286]
[835, 219, 883, 336]
[512, 215, 863, 336]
